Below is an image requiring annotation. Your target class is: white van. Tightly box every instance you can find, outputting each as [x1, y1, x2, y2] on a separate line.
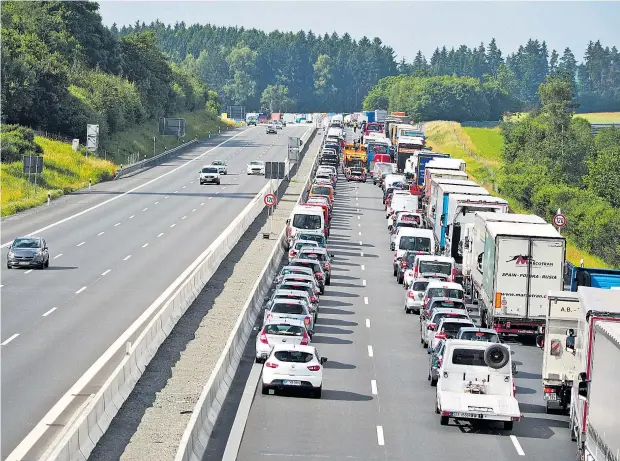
[412, 255, 456, 283]
[393, 228, 435, 268]
[387, 194, 419, 226]
[287, 205, 325, 245]
[384, 174, 407, 191]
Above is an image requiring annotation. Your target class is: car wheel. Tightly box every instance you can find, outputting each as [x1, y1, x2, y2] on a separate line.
[397, 274, 403, 284]
[261, 384, 269, 395]
[255, 356, 262, 363]
[504, 421, 514, 431]
[6, 262, 11, 269]
[326, 277, 331, 286]
[405, 306, 411, 314]
[440, 416, 449, 426]
[320, 287, 325, 295]
[217, 180, 221, 185]
[312, 386, 322, 399]
[393, 266, 397, 276]
[44, 258, 49, 268]
[430, 375, 438, 387]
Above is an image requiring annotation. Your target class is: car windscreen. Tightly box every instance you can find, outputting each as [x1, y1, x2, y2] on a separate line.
[291, 261, 321, 272]
[441, 322, 473, 338]
[265, 324, 305, 336]
[376, 164, 392, 173]
[249, 162, 263, 166]
[294, 242, 317, 250]
[420, 261, 452, 275]
[301, 252, 326, 262]
[451, 348, 487, 367]
[459, 331, 500, 343]
[412, 281, 430, 292]
[366, 124, 382, 132]
[202, 167, 218, 173]
[369, 144, 389, 155]
[274, 351, 314, 363]
[292, 214, 322, 230]
[212, 161, 224, 165]
[271, 303, 305, 315]
[399, 236, 431, 252]
[430, 300, 465, 310]
[428, 288, 464, 300]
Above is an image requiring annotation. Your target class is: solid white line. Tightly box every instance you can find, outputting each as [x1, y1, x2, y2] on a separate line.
[143, 207, 148, 211]
[42, 307, 57, 317]
[24, 269, 33, 274]
[376, 426, 385, 446]
[364, 296, 369, 304]
[53, 253, 63, 259]
[75, 286, 87, 294]
[361, 265, 365, 270]
[366, 318, 370, 328]
[142, 243, 149, 248]
[510, 435, 525, 456]
[182, 216, 187, 220]
[114, 222, 121, 227]
[363, 280, 367, 286]
[368, 345, 374, 357]
[170, 223, 176, 228]
[101, 269, 111, 276]
[76, 241, 85, 247]
[157, 233, 164, 238]
[129, 215, 135, 219]
[0, 129, 248, 250]
[371, 380, 378, 395]
[123, 255, 132, 261]
[97, 232, 104, 236]
[1, 334, 19, 346]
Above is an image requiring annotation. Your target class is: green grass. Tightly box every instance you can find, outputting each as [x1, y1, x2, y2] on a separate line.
[100, 110, 228, 165]
[425, 121, 610, 268]
[1, 137, 116, 216]
[574, 112, 620, 124]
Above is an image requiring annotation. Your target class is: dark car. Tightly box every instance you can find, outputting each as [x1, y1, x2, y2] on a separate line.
[290, 258, 326, 294]
[395, 251, 418, 283]
[298, 247, 334, 285]
[428, 339, 446, 386]
[266, 124, 277, 134]
[7, 237, 49, 269]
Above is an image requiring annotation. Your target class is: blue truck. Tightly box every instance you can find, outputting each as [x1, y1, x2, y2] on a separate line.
[415, 152, 451, 187]
[566, 265, 620, 291]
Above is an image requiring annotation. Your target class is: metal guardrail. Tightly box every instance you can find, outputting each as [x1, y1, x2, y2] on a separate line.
[590, 123, 620, 135]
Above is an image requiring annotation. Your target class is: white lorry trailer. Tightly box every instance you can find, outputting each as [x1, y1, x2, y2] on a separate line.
[473, 221, 565, 336]
[569, 287, 620, 460]
[540, 291, 580, 413]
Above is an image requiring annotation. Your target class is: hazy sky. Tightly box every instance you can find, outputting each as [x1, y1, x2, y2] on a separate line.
[98, 1, 619, 61]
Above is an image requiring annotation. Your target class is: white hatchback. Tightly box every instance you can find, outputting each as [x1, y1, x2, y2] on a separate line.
[405, 279, 431, 314]
[255, 319, 310, 363]
[262, 344, 327, 398]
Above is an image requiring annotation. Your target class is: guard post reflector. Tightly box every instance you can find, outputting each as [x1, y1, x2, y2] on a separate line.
[495, 292, 502, 309]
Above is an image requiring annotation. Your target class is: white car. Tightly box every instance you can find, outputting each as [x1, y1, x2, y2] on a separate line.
[261, 344, 327, 398]
[421, 308, 471, 348]
[199, 165, 221, 185]
[428, 317, 475, 351]
[405, 279, 431, 314]
[422, 281, 465, 312]
[247, 161, 265, 175]
[211, 160, 227, 175]
[288, 239, 319, 262]
[255, 319, 310, 363]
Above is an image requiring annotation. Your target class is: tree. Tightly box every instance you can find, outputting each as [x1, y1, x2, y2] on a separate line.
[260, 84, 293, 112]
[313, 54, 337, 108]
[586, 146, 620, 207]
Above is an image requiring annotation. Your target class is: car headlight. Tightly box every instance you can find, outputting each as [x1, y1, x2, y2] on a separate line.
[8, 251, 14, 258]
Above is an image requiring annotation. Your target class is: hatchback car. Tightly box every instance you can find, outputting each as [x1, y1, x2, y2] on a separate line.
[289, 258, 326, 294]
[405, 279, 431, 314]
[288, 240, 319, 262]
[298, 247, 334, 285]
[199, 165, 221, 185]
[261, 344, 327, 398]
[211, 160, 228, 175]
[7, 237, 49, 269]
[266, 124, 277, 134]
[263, 299, 315, 335]
[247, 161, 265, 175]
[255, 319, 310, 363]
[428, 317, 475, 351]
[295, 232, 327, 248]
[421, 308, 471, 348]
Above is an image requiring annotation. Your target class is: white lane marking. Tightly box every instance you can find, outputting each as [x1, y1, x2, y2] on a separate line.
[216, 191, 220, 194]
[0, 129, 249, 250]
[76, 241, 85, 247]
[358, 223, 361, 227]
[361, 252, 364, 257]
[209, 197, 213, 200]
[366, 318, 371, 328]
[371, 380, 378, 395]
[24, 269, 33, 275]
[97, 232, 104, 236]
[114, 222, 121, 227]
[1, 334, 19, 346]
[376, 426, 385, 446]
[190, 182, 194, 184]
[143, 207, 148, 211]
[170, 224, 176, 228]
[201, 202, 205, 206]
[75, 286, 87, 294]
[142, 243, 149, 248]
[42, 307, 57, 317]
[222, 187, 227, 190]
[181, 216, 187, 220]
[364, 296, 369, 305]
[165, 196, 169, 199]
[53, 253, 63, 260]
[357, 208, 360, 212]
[361, 265, 365, 270]
[157, 233, 164, 238]
[358, 216, 360, 220]
[129, 215, 135, 219]
[0, 285, 3, 288]
[182, 186, 186, 189]
[359, 240, 363, 245]
[363, 280, 367, 286]
[368, 345, 374, 357]
[123, 255, 132, 261]
[174, 190, 179, 193]
[154, 201, 159, 205]
[101, 269, 111, 276]
[192, 209, 197, 212]
[510, 435, 525, 456]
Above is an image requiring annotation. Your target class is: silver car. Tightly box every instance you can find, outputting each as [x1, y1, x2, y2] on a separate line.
[255, 319, 309, 363]
[7, 237, 49, 269]
[263, 299, 315, 335]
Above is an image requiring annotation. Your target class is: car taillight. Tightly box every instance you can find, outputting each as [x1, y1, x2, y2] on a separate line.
[414, 267, 419, 277]
[300, 330, 310, 345]
[407, 291, 416, 299]
[428, 323, 436, 331]
[289, 250, 296, 257]
[307, 365, 321, 371]
[438, 357, 443, 367]
[447, 268, 456, 282]
[435, 333, 447, 339]
[315, 272, 324, 279]
[259, 330, 269, 344]
[304, 316, 311, 326]
[424, 296, 429, 307]
[265, 362, 279, 368]
[324, 263, 330, 270]
[401, 261, 407, 268]
[310, 296, 317, 303]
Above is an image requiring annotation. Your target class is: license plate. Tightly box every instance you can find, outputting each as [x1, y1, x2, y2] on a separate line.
[452, 412, 484, 419]
[546, 393, 557, 401]
[20, 261, 30, 265]
[283, 380, 301, 386]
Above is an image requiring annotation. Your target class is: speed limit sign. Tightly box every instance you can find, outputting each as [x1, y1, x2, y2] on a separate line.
[264, 193, 277, 207]
[553, 213, 567, 227]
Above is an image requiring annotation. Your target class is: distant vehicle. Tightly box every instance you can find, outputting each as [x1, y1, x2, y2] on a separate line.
[247, 161, 265, 175]
[211, 160, 228, 175]
[6, 237, 49, 269]
[274, 120, 284, 130]
[266, 124, 277, 134]
[199, 165, 221, 185]
[247, 117, 257, 126]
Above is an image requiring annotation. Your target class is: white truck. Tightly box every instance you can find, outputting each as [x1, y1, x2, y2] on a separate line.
[569, 287, 620, 460]
[425, 178, 479, 228]
[473, 220, 565, 336]
[435, 340, 520, 430]
[375, 109, 387, 123]
[540, 291, 580, 413]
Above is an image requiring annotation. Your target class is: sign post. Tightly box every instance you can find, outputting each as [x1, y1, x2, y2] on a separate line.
[264, 193, 277, 235]
[553, 208, 567, 234]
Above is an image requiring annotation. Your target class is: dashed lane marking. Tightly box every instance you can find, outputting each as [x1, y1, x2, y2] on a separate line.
[364, 296, 369, 304]
[366, 318, 370, 328]
[123, 255, 132, 261]
[157, 233, 164, 238]
[361, 265, 365, 270]
[42, 307, 57, 317]
[129, 215, 135, 219]
[192, 209, 197, 212]
[143, 207, 148, 211]
[363, 280, 367, 286]
[182, 186, 186, 189]
[97, 232, 104, 236]
[114, 222, 121, 227]
[76, 242, 85, 247]
[371, 380, 378, 395]
[359, 241, 363, 246]
[182, 216, 187, 220]
[75, 286, 87, 294]
[154, 201, 159, 205]
[24, 269, 33, 275]
[170, 224, 176, 228]
[368, 345, 374, 357]
[1, 334, 20, 346]
[376, 426, 385, 446]
[361, 252, 364, 257]
[101, 269, 111, 276]
[142, 243, 149, 248]
[201, 202, 205, 206]
[510, 436, 525, 456]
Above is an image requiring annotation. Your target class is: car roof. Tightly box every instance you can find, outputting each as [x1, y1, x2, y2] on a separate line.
[264, 318, 305, 327]
[291, 258, 322, 265]
[444, 339, 507, 352]
[300, 247, 327, 254]
[271, 343, 316, 353]
[426, 281, 463, 290]
[429, 297, 465, 305]
[430, 308, 469, 316]
[459, 327, 497, 334]
[415, 255, 454, 262]
[438, 317, 474, 325]
[272, 298, 306, 305]
[274, 289, 310, 297]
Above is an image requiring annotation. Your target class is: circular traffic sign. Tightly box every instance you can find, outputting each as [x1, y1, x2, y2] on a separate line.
[553, 213, 567, 227]
[264, 193, 277, 207]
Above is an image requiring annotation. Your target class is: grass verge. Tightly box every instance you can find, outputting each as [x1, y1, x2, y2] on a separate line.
[574, 112, 620, 124]
[424, 121, 610, 268]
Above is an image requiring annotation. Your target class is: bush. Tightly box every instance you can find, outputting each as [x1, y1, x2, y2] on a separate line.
[0, 125, 44, 163]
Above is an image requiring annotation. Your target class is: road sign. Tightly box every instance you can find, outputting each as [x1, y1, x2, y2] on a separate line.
[553, 213, 567, 227]
[22, 155, 44, 174]
[264, 193, 277, 207]
[159, 118, 186, 137]
[87, 124, 99, 152]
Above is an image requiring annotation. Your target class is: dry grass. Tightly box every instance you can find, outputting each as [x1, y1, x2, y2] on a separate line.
[574, 112, 620, 124]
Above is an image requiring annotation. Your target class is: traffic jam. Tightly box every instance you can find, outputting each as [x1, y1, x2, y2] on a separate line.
[252, 112, 620, 461]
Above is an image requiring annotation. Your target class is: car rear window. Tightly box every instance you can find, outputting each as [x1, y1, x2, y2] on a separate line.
[271, 303, 304, 315]
[459, 331, 500, 343]
[451, 348, 487, 367]
[265, 324, 305, 336]
[298, 234, 325, 244]
[428, 288, 464, 300]
[279, 284, 312, 295]
[433, 313, 468, 323]
[274, 351, 314, 363]
[399, 236, 431, 252]
[412, 281, 430, 291]
[301, 252, 326, 262]
[312, 186, 332, 196]
[430, 300, 465, 310]
[441, 322, 473, 338]
[292, 261, 321, 272]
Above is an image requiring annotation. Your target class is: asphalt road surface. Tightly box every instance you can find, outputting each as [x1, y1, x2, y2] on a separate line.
[0, 125, 311, 457]
[232, 139, 575, 461]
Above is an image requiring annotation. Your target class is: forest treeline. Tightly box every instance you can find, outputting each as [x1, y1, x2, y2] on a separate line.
[0, 1, 219, 162]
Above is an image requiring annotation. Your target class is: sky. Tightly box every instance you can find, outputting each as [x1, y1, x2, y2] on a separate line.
[97, 1, 620, 61]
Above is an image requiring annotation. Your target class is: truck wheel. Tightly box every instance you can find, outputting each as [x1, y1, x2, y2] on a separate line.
[503, 421, 513, 431]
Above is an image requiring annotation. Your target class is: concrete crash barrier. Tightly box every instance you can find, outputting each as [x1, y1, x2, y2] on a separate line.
[114, 139, 199, 180]
[14, 126, 316, 461]
[173, 134, 323, 461]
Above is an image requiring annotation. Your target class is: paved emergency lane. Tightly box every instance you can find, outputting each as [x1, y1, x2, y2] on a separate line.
[0, 125, 311, 458]
[233, 132, 575, 461]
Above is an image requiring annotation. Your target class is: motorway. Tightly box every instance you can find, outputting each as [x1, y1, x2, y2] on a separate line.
[0, 124, 311, 457]
[231, 137, 575, 460]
